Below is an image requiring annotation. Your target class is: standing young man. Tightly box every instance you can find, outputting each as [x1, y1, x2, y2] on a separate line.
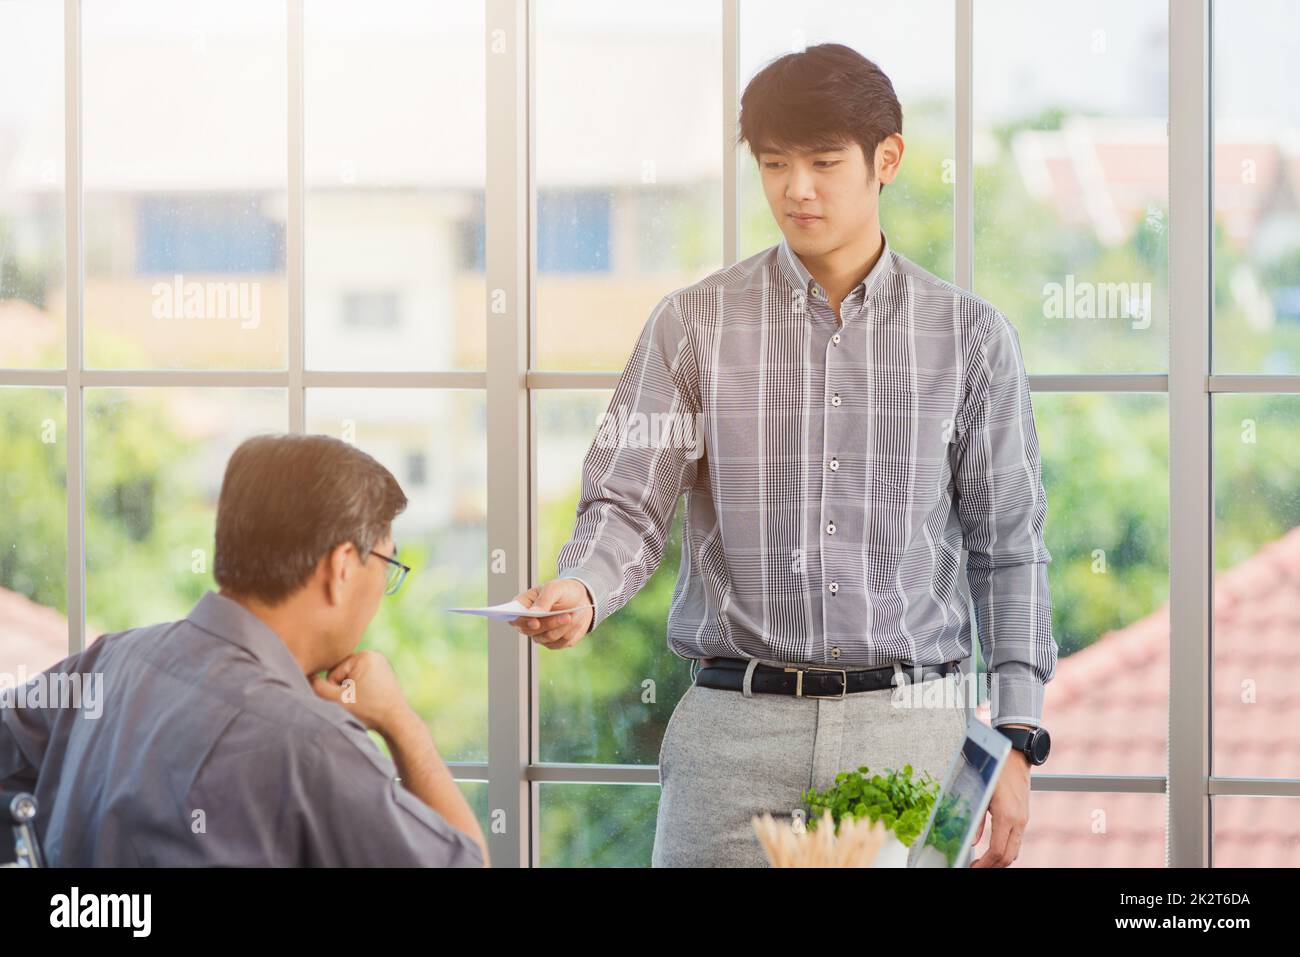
[509, 43, 1056, 867]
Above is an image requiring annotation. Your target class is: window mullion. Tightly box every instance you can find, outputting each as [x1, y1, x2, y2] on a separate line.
[1168, 0, 1213, 869]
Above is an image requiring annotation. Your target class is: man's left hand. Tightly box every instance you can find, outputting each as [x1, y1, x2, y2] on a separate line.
[969, 724, 1032, 867]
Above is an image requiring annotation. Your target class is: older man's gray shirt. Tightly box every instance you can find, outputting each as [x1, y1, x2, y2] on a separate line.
[0, 591, 483, 867]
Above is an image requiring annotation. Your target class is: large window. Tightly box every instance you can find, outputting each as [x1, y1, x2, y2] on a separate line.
[974, 0, 1171, 780]
[533, 1, 723, 372]
[83, 0, 289, 370]
[1210, 0, 1300, 802]
[1, 0, 1293, 868]
[1, 0, 491, 841]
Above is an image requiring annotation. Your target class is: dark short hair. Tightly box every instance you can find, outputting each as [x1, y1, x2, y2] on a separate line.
[214, 433, 408, 604]
[736, 42, 903, 193]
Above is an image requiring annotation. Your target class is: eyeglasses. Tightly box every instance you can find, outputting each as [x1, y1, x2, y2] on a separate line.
[370, 546, 411, 596]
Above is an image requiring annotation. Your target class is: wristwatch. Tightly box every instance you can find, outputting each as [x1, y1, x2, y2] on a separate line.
[997, 725, 1051, 766]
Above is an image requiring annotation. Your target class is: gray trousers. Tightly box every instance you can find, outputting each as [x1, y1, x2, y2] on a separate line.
[652, 657, 969, 867]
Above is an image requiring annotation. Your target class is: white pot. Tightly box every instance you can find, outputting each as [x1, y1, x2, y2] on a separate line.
[872, 832, 910, 867]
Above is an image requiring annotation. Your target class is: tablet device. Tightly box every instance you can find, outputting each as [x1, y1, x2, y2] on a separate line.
[910, 717, 1012, 868]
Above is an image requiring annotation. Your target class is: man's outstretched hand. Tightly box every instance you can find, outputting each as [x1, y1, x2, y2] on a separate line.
[506, 578, 594, 650]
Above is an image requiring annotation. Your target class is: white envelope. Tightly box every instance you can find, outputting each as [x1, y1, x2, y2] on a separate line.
[447, 599, 593, 622]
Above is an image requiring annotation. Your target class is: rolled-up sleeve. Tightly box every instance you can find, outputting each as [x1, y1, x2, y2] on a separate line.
[300, 723, 483, 868]
[950, 310, 1057, 732]
[555, 294, 703, 633]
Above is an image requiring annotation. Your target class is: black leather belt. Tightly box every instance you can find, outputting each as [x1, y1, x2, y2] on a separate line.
[693, 657, 960, 699]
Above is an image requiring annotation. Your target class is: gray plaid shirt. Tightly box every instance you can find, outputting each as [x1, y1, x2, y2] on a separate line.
[556, 229, 1057, 731]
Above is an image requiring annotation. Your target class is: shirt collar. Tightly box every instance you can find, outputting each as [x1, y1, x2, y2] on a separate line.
[776, 228, 894, 313]
[187, 590, 314, 696]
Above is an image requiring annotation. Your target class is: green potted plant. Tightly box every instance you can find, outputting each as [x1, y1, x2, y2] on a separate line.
[801, 764, 941, 867]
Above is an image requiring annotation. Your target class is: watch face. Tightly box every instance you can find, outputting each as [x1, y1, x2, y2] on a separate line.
[1030, 729, 1051, 763]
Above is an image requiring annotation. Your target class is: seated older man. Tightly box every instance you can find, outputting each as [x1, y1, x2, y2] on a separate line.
[0, 433, 486, 867]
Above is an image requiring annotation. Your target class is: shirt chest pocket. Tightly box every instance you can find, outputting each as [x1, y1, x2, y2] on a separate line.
[866, 385, 919, 490]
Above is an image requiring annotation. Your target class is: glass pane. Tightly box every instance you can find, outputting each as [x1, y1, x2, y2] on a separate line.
[82, 1, 287, 369]
[457, 779, 490, 844]
[974, 0, 1168, 373]
[0, 0, 64, 368]
[971, 790, 1167, 866]
[1212, 394, 1300, 778]
[306, 389, 487, 763]
[304, 0, 486, 372]
[1212, 797, 1300, 867]
[537, 783, 660, 867]
[84, 388, 286, 637]
[739, 0, 955, 278]
[1213, 0, 1300, 373]
[1025, 393, 1169, 776]
[0, 387, 67, 674]
[535, 391, 692, 765]
[534, 1, 722, 371]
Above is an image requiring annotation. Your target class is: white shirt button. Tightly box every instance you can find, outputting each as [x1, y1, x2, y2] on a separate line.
[831, 333, 841, 345]
[828, 581, 838, 595]
[830, 646, 841, 659]
[830, 393, 841, 407]
[829, 457, 839, 472]
[826, 521, 836, 535]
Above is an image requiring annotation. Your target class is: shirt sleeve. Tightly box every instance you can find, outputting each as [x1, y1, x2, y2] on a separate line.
[555, 294, 703, 633]
[0, 659, 68, 792]
[0, 695, 43, 792]
[950, 310, 1057, 733]
[298, 720, 484, 868]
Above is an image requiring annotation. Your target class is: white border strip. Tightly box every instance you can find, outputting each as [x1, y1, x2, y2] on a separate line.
[64, 0, 84, 655]
[287, 0, 305, 433]
[955, 0, 973, 290]
[724, 0, 739, 267]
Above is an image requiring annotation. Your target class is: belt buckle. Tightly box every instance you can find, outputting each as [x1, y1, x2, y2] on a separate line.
[784, 665, 848, 700]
